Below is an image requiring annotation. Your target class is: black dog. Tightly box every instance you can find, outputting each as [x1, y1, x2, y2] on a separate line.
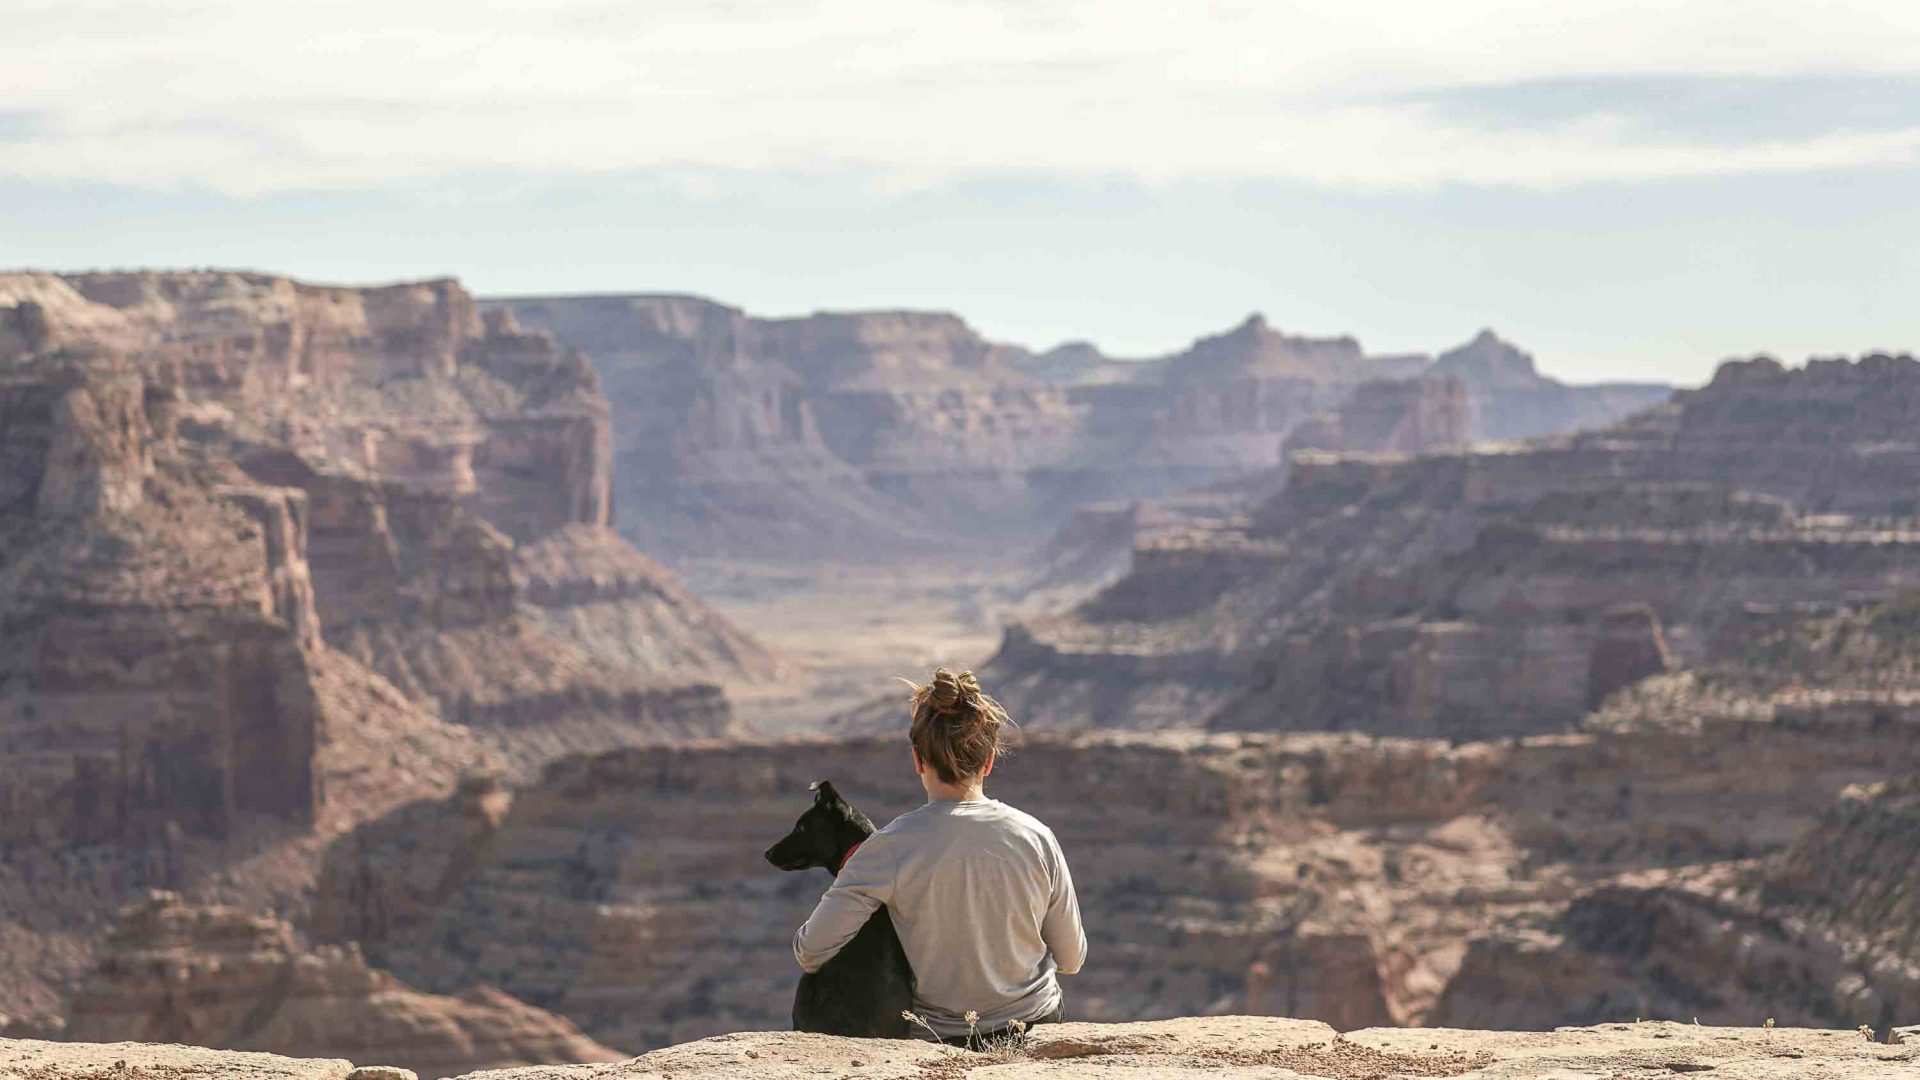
[764, 780, 915, 1037]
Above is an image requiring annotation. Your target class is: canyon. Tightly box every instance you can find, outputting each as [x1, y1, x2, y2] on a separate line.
[3, 268, 1916, 1078]
[993, 352, 1920, 736]
[0, 272, 777, 1041]
[493, 297, 1666, 567]
[301, 609, 1920, 1052]
[54, 891, 619, 1078]
[494, 294, 1666, 717]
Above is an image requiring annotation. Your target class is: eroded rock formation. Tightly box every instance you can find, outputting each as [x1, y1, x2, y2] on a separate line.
[310, 650, 1920, 1049]
[1432, 329, 1669, 442]
[0, 271, 774, 1034]
[0, 353, 327, 847]
[1284, 375, 1472, 458]
[492, 297, 1667, 563]
[0, 271, 774, 778]
[1423, 601, 1920, 1033]
[56, 891, 620, 1078]
[995, 353, 1920, 736]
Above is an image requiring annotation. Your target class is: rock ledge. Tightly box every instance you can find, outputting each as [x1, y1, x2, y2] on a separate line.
[8, 1017, 1918, 1080]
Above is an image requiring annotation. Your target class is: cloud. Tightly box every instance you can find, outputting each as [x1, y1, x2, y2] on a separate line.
[0, 110, 50, 142]
[5, 0, 1920, 194]
[1400, 75, 1920, 143]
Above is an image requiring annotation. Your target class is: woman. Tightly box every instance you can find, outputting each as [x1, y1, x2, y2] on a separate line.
[792, 667, 1087, 1047]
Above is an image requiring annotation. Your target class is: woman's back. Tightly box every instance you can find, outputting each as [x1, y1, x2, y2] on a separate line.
[826, 798, 1084, 1034]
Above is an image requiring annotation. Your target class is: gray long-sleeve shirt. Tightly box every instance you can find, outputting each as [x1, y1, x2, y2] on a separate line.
[792, 797, 1086, 1036]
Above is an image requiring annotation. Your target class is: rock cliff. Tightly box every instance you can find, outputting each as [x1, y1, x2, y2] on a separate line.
[55, 892, 620, 1079]
[0, 271, 774, 1033]
[308, 650, 1920, 1051]
[1283, 375, 1473, 458]
[491, 297, 1666, 563]
[1431, 774, 1920, 1035]
[0, 271, 774, 774]
[1414, 601, 1920, 1033]
[994, 353, 1920, 735]
[1431, 329, 1669, 442]
[0, 350, 330, 848]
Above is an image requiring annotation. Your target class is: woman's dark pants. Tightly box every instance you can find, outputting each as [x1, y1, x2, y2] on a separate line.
[938, 1003, 1065, 1051]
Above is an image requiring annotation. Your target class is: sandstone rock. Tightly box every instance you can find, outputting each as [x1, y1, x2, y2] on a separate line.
[994, 352, 1920, 736]
[1586, 603, 1673, 707]
[1432, 328, 1669, 441]
[0, 1038, 352, 1080]
[1284, 375, 1472, 457]
[33, 366, 150, 517]
[0, 639, 484, 1038]
[9, 1019, 1918, 1080]
[0, 368, 328, 846]
[0, 271, 775, 775]
[0, 270, 774, 1044]
[1759, 772, 1920, 958]
[346, 1069, 417, 1080]
[307, 705, 1920, 1050]
[492, 297, 1664, 564]
[517, 525, 783, 686]
[1433, 863, 1920, 1034]
[468, 1018, 1916, 1080]
[57, 892, 621, 1079]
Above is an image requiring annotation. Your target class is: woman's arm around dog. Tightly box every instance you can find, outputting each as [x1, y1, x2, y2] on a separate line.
[793, 841, 894, 972]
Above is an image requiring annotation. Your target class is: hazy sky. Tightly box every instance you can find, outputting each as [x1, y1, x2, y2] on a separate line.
[5, 1, 1919, 384]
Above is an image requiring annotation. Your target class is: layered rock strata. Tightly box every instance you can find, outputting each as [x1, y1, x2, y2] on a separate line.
[996, 354, 1920, 735]
[0, 354, 326, 847]
[0, 271, 772, 1032]
[310, 675, 1920, 1050]
[1283, 375, 1472, 458]
[1431, 329, 1670, 442]
[53, 892, 620, 1080]
[0, 271, 773, 776]
[1407, 600, 1920, 1033]
[492, 297, 1667, 563]
[1436, 757, 1920, 1034]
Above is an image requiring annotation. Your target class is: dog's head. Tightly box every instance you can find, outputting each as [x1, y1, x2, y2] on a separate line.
[764, 780, 877, 874]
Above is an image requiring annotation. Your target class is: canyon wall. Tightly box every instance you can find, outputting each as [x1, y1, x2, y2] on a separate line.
[0, 272, 775, 775]
[309, 648, 1920, 1052]
[0, 352, 327, 848]
[492, 297, 1666, 563]
[1433, 767, 1920, 1034]
[1432, 653, 1920, 1035]
[54, 891, 620, 1078]
[1430, 329, 1671, 443]
[0, 271, 777, 1032]
[8, 270, 1905, 1075]
[994, 353, 1920, 736]
[1283, 375, 1473, 458]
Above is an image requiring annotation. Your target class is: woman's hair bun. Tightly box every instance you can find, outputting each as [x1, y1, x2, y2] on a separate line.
[927, 667, 980, 712]
[906, 667, 1012, 783]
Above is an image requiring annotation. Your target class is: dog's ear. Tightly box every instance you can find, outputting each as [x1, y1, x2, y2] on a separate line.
[810, 780, 840, 805]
